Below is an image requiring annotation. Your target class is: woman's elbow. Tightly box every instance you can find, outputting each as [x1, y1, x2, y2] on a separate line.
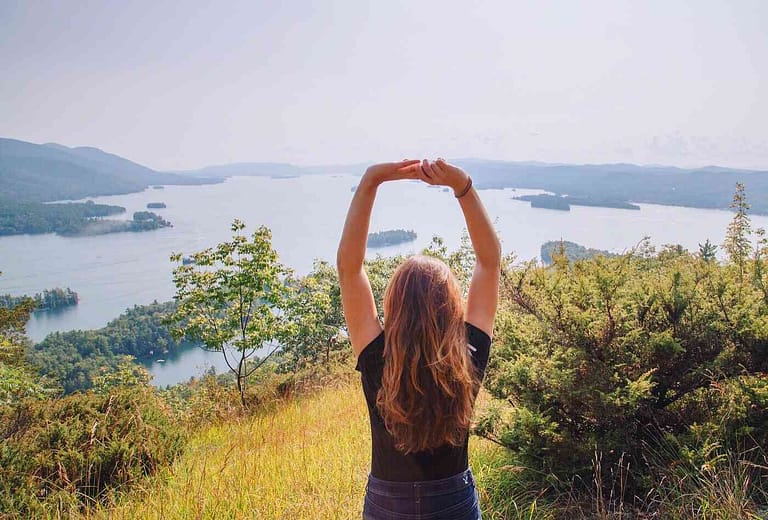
[481, 240, 502, 269]
[336, 250, 356, 277]
[335, 251, 346, 274]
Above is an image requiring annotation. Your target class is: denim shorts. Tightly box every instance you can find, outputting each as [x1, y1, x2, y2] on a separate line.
[362, 468, 482, 520]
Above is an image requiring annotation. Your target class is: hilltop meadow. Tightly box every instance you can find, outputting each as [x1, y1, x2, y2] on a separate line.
[1, 185, 767, 519]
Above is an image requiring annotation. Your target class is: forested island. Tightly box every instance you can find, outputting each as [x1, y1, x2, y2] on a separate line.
[367, 229, 417, 248]
[0, 199, 127, 235]
[514, 193, 641, 211]
[0, 203, 175, 237]
[540, 240, 617, 264]
[147, 202, 167, 208]
[60, 211, 172, 236]
[0, 287, 79, 312]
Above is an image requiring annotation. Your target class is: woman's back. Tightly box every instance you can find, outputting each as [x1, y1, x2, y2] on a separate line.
[356, 321, 492, 481]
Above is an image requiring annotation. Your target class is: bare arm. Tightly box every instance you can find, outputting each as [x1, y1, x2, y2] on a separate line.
[419, 159, 501, 338]
[336, 160, 421, 356]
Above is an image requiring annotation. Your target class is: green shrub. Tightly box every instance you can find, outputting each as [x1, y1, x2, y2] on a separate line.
[0, 386, 185, 517]
[479, 245, 768, 502]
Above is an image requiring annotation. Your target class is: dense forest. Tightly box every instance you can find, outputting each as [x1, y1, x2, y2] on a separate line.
[0, 287, 79, 311]
[367, 229, 417, 248]
[27, 301, 185, 394]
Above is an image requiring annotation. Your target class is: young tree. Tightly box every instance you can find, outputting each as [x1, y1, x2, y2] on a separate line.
[168, 220, 291, 407]
[0, 273, 50, 406]
[723, 182, 752, 280]
[421, 231, 477, 295]
[753, 227, 768, 302]
[280, 260, 347, 370]
[698, 239, 718, 262]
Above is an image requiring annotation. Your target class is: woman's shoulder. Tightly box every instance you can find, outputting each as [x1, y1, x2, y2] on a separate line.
[354, 330, 385, 372]
[465, 321, 492, 347]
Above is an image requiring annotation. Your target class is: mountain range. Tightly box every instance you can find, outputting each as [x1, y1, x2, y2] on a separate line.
[2, 137, 768, 214]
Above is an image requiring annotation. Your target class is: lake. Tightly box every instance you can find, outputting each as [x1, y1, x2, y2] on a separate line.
[2, 174, 766, 386]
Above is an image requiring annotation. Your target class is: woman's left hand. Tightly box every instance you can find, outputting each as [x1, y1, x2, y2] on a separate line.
[362, 160, 422, 187]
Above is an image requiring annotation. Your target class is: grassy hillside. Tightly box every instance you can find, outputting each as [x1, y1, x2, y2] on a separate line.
[86, 383, 524, 520]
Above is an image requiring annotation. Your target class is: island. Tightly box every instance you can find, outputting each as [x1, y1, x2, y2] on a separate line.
[514, 194, 640, 211]
[146, 202, 167, 209]
[518, 194, 570, 211]
[0, 287, 79, 312]
[69, 211, 172, 236]
[540, 240, 617, 265]
[0, 199, 127, 236]
[367, 229, 417, 248]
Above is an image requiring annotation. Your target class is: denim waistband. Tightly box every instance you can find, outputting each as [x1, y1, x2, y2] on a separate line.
[366, 468, 475, 498]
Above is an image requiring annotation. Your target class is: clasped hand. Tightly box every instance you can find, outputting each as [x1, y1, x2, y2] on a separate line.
[363, 159, 469, 194]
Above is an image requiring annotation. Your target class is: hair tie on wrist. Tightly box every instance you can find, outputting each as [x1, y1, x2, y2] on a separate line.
[455, 176, 473, 198]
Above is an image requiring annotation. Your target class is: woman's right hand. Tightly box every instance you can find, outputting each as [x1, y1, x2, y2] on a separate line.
[417, 159, 470, 195]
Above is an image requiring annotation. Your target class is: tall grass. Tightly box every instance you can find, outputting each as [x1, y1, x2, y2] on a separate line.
[58, 381, 765, 520]
[83, 383, 537, 520]
[88, 383, 369, 519]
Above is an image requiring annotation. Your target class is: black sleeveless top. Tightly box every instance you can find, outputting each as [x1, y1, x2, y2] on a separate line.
[355, 321, 492, 482]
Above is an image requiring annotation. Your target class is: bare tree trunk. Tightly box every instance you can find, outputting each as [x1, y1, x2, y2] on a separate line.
[237, 357, 246, 408]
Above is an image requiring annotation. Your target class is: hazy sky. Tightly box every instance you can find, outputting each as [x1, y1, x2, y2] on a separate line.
[1, 0, 766, 170]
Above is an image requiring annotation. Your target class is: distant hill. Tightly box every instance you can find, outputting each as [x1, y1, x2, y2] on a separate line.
[170, 162, 368, 178]
[174, 157, 768, 214]
[454, 159, 768, 215]
[173, 162, 304, 178]
[0, 138, 220, 202]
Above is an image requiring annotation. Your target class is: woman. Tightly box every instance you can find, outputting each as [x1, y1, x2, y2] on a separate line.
[337, 158, 501, 520]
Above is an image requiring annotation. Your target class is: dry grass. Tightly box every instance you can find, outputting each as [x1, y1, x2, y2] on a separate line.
[66, 381, 767, 520]
[82, 383, 515, 520]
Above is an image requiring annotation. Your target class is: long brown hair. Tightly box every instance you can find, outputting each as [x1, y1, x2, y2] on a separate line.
[376, 254, 477, 454]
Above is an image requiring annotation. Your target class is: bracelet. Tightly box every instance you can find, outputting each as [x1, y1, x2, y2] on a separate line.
[454, 176, 473, 198]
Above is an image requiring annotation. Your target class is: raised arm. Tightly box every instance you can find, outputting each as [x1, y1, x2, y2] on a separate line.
[418, 159, 501, 338]
[336, 160, 421, 356]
